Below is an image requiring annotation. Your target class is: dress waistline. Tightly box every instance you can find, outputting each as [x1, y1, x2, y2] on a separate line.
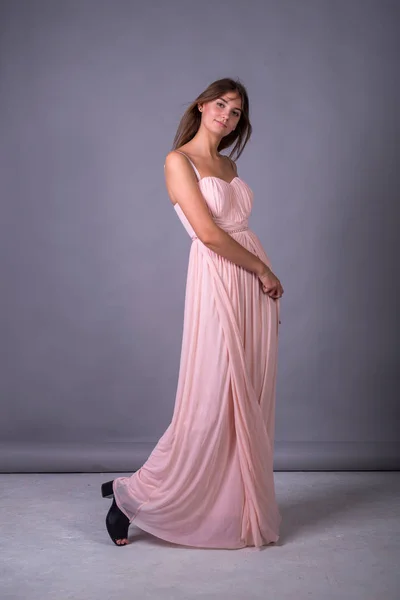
[191, 224, 249, 241]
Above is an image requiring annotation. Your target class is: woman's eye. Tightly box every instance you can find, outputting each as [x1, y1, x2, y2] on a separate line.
[217, 101, 240, 117]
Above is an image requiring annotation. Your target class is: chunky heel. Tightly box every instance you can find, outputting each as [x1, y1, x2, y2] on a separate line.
[105, 498, 130, 546]
[101, 480, 114, 498]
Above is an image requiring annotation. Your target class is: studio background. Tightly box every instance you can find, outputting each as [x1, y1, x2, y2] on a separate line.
[1, 0, 399, 472]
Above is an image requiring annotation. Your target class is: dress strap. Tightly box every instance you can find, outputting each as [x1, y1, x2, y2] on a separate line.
[226, 155, 237, 176]
[174, 150, 201, 181]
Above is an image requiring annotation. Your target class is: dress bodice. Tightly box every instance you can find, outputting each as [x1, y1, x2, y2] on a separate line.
[170, 152, 254, 241]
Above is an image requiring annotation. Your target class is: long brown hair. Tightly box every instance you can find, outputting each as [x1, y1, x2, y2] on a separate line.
[172, 78, 252, 161]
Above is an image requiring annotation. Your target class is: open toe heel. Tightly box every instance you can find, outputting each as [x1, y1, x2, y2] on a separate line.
[105, 498, 130, 546]
[101, 480, 114, 498]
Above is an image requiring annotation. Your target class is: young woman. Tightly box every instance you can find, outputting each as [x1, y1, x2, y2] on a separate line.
[101, 77, 284, 549]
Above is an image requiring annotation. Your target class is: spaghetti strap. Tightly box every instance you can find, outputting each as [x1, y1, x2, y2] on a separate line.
[174, 150, 201, 181]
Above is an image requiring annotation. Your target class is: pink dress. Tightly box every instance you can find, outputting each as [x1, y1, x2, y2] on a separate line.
[113, 152, 282, 549]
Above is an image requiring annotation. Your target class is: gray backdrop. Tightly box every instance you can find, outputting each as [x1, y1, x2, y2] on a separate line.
[1, 0, 399, 472]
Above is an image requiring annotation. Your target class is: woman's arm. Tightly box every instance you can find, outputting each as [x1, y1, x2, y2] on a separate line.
[164, 151, 267, 277]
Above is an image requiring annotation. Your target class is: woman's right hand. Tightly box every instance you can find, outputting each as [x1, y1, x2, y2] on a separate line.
[258, 264, 284, 299]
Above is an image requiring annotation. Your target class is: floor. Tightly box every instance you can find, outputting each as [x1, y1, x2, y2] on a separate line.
[0, 472, 399, 600]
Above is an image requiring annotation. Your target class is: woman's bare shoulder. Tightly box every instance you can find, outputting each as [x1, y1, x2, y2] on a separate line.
[164, 149, 188, 171]
[224, 154, 238, 175]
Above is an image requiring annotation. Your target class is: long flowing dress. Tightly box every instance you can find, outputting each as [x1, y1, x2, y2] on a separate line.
[112, 152, 282, 549]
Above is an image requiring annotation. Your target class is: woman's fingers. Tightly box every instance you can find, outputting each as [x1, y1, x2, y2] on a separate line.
[260, 280, 284, 299]
[263, 285, 275, 295]
[265, 286, 283, 299]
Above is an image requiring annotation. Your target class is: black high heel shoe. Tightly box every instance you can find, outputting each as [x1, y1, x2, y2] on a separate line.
[101, 480, 114, 499]
[105, 498, 130, 546]
[101, 480, 129, 545]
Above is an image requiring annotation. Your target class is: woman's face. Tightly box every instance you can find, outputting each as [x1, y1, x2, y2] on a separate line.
[199, 92, 242, 137]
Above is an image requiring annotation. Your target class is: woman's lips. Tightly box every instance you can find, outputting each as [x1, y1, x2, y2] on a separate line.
[216, 120, 227, 128]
